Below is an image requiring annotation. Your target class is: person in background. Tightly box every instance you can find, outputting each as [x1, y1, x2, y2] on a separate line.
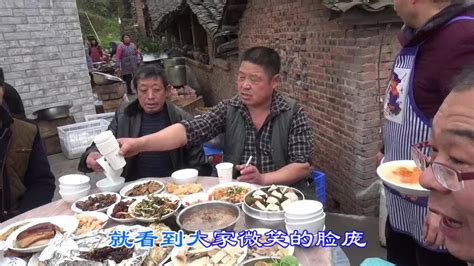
[418, 64, 474, 264]
[78, 65, 211, 181]
[0, 77, 55, 222]
[377, 0, 474, 264]
[116, 34, 139, 95]
[0, 68, 25, 118]
[88, 37, 103, 63]
[117, 47, 316, 198]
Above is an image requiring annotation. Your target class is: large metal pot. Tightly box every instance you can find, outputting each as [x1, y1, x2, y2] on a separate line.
[91, 72, 124, 86]
[167, 65, 187, 87]
[33, 105, 71, 121]
[176, 201, 240, 233]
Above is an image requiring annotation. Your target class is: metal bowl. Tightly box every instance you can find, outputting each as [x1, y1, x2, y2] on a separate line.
[242, 203, 285, 230]
[243, 186, 305, 220]
[33, 105, 71, 121]
[176, 201, 240, 233]
[91, 71, 124, 85]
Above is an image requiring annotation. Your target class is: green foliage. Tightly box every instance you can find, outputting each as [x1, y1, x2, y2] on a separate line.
[76, 0, 122, 49]
[271, 256, 300, 266]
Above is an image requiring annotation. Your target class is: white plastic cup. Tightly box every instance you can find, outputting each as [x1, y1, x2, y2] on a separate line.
[216, 162, 234, 184]
[97, 156, 124, 182]
[103, 148, 126, 170]
[94, 131, 120, 155]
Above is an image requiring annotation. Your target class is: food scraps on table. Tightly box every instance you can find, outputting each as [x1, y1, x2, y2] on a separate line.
[76, 194, 117, 211]
[166, 183, 203, 197]
[125, 181, 163, 197]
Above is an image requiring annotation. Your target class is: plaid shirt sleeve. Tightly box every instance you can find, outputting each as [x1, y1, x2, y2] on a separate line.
[288, 106, 314, 163]
[180, 100, 229, 145]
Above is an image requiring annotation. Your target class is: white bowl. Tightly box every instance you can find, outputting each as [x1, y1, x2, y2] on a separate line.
[285, 211, 325, 224]
[285, 212, 326, 235]
[284, 200, 324, 219]
[171, 168, 199, 185]
[59, 174, 90, 186]
[59, 183, 90, 193]
[59, 186, 91, 203]
[96, 177, 125, 192]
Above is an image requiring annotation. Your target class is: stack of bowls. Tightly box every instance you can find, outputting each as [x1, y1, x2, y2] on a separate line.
[242, 186, 305, 230]
[58, 174, 91, 203]
[284, 200, 325, 234]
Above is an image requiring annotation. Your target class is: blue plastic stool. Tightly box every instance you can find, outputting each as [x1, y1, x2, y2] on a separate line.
[203, 144, 223, 177]
[311, 170, 326, 207]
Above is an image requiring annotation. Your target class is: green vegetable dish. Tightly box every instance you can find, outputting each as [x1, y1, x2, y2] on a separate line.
[132, 195, 179, 219]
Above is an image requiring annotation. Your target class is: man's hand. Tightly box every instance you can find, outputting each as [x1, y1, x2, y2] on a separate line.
[236, 164, 267, 185]
[118, 137, 143, 158]
[423, 210, 444, 248]
[86, 152, 103, 172]
[376, 151, 384, 166]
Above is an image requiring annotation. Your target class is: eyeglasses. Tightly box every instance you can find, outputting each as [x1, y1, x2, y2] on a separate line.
[411, 141, 474, 191]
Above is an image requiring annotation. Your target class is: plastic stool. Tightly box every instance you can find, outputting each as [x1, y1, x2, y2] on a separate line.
[311, 170, 326, 207]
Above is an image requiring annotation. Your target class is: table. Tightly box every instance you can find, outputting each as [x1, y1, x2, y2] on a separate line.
[0, 177, 347, 265]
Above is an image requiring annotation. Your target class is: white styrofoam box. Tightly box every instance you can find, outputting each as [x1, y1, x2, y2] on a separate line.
[84, 112, 115, 123]
[57, 119, 110, 159]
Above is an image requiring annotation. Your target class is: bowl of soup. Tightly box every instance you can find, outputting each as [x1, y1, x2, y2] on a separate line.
[176, 201, 240, 233]
[377, 160, 429, 197]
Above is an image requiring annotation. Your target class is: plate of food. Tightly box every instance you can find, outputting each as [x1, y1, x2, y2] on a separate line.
[142, 223, 174, 266]
[6, 215, 79, 253]
[240, 255, 300, 266]
[120, 179, 165, 199]
[170, 235, 247, 265]
[107, 198, 137, 223]
[182, 192, 211, 206]
[208, 182, 257, 205]
[165, 183, 204, 198]
[245, 185, 304, 212]
[71, 192, 121, 213]
[129, 194, 181, 222]
[73, 212, 108, 238]
[247, 228, 294, 258]
[377, 160, 429, 196]
[0, 218, 43, 242]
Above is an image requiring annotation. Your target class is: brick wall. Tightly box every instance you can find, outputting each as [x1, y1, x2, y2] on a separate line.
[237, 0, 400, 215]
[0, 0, 95, 121]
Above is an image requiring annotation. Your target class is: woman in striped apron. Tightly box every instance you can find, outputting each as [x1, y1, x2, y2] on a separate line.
[382, 12, 474, 266]
[116, 34, 139, 95]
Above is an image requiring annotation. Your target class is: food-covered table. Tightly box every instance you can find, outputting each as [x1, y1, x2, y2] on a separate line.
[0, 176, 349, 265]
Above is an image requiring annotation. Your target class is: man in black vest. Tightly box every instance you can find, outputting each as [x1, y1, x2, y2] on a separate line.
[117, 47, 315, 196]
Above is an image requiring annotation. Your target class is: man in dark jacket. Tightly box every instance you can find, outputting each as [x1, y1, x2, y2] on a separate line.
[0, 68, 26, 118]
[376, 0, 474, 265]
[78, 65, 211, 181]
[0, 79, 55, 222]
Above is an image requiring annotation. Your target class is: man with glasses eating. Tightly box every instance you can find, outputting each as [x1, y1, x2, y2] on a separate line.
[415, 65, 474, 263]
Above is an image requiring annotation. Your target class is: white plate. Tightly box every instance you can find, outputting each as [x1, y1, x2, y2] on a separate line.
[170, 235, 247, 266]
[0, 218, 42, 242]
[207, 182, 258, 206]
[377, 160, 429, 197]
[106, 199, 137, 223]
[71, 192, 121, 213]
[129, 194, 181, 223]
[182, 192, 211, 206]
[119, 178, 165, 199]
[6, 215, 79, 253]
[73, 211, 109, 238]
[247, 228, 294, 258]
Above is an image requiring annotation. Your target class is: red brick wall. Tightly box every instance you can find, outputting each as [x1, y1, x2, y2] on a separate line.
[238, 0, 401, 215]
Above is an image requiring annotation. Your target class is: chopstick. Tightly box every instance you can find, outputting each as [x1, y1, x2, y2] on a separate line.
[244, 156, 253, 168]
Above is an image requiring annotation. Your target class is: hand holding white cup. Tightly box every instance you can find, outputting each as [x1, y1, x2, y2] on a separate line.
[93, 131, 126, 170]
